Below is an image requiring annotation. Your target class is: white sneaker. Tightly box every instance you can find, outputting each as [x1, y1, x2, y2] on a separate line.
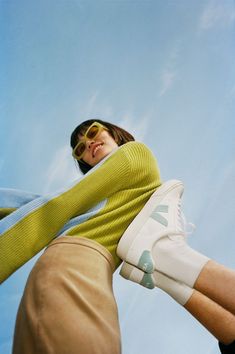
[120, 262, 194, 306]
[117, 180, 185, 273]
[120, 261, 155, 289]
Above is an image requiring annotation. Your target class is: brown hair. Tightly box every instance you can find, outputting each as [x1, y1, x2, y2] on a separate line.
[70, 119, 135, 174]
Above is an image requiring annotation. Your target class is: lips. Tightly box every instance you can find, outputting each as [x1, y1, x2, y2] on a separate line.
[92, 143, 104, 158]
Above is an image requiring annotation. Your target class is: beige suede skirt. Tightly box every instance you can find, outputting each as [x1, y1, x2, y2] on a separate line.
[12, 236, 121, 354]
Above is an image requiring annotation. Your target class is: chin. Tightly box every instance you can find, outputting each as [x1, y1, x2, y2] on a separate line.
[97, 152, 108, 162]
[95, 149, 111, 164]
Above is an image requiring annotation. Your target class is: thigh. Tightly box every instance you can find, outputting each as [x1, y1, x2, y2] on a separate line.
[13, 237, 121, 354]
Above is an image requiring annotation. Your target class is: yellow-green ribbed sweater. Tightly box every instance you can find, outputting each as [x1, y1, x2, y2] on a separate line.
[0, 142, 161, 283]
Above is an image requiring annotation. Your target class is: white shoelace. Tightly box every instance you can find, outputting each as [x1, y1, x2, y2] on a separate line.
[177, 199, 196, 236]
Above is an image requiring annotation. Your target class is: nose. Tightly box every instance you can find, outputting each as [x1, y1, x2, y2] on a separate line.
[86, 139, 95, 150]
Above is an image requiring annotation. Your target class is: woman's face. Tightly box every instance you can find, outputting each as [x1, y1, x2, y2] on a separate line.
[79, 128, 118, 166]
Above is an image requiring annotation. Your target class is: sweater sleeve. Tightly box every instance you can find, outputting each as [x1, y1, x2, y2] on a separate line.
[0, 143, 135, 283]
[0, 188, 40, 219]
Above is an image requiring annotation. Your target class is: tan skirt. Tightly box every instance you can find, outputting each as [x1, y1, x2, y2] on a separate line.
[12, 236, 121, 354]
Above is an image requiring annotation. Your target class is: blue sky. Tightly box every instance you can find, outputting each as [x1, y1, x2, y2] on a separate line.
[1, 0, 235, 353]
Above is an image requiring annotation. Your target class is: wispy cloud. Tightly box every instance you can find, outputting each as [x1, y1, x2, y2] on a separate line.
[43, 145, 80, 194]
[159, 69, 177, 97]
[76, 91, 113, 120]
[158, 41, 181, 97]
[84, 91, 99, 117]
[118, 114, 151, 141]
[199, 0, 235, 31]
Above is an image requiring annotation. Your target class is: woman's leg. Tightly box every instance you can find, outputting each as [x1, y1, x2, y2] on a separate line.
[194, 260, 235, 315]
[120, 262, 235, 344]
[120, 262, 235, 346]
[13, 237, 121, 354]
[184, 290, 235, 345]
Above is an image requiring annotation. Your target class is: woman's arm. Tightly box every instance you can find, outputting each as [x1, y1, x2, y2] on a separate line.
[0, 188, 40, 219]
[0, 144, 131, 283]
[0, 142, 159, 283]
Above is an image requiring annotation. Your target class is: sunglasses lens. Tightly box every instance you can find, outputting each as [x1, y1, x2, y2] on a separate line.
[87, 125, 100, 139]
[74, 142, 86, 158]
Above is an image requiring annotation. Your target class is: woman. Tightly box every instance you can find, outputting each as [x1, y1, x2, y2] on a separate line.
[0, 119, 160, 354]
[0, 119, 234, 353]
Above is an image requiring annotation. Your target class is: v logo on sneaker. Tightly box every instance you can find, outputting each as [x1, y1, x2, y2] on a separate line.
[150, 204, 169, 226]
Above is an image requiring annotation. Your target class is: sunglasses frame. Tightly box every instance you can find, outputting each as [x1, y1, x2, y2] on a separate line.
[72, 122, 108, 160]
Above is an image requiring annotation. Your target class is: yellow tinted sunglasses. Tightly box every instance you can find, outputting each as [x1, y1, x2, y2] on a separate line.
[72, 122, 108, 160]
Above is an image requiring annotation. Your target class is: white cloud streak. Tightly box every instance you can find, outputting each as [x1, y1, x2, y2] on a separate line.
[43, 145, 80, 194]
[118, 114, 151, 141]
[199, 0, 235, 31]
[84, 91, 99, 117]
[158, 40, 181, 97]
[75, 91, 113, 121]
[159, 70, 177, 97]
